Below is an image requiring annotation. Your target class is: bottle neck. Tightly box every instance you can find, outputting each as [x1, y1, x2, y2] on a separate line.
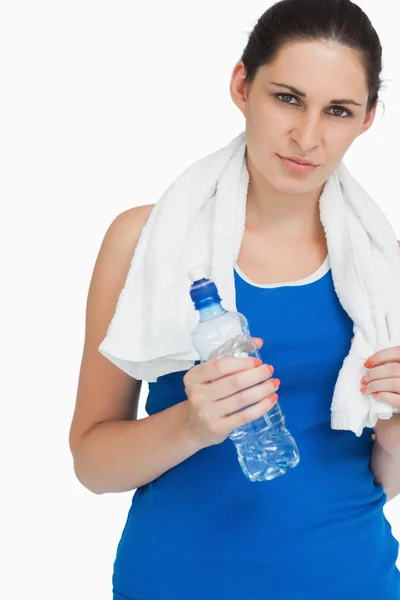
[198, 301, 227, 322]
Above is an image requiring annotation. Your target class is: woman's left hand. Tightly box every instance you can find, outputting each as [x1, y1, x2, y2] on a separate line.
[357, 341, 400, 453]
[360, 345, 400, 410]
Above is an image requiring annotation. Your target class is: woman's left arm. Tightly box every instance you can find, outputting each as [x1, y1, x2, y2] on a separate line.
[370, 424, 400, 502]
[367, 240, 400, 501]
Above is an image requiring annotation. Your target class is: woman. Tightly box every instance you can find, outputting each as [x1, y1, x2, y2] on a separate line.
[69, 1, 400, 598]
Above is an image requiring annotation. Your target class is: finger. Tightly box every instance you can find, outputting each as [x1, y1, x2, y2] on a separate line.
[362, 364, 399, 383]
[187, 356, 260, 386]
[362, 377, 400, 395]
[210, 362, 273, 404]
[367, 390, 400, 410]
[223, 393, 279, 431]
[253, 337, 264, 349]
[214, 376, 279, 418]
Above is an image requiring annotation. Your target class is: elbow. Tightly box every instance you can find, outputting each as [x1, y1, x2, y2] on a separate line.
[370, 441, 400, 503]
[72, 456, 105, 495]
[384, 487, 399, 503]
[71, 453, 136, 495]
[69, 429, 107, 495]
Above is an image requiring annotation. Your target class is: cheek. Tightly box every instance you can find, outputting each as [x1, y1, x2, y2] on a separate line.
[323, 126, 358, 163]
[247, 100, 285, 134]
[329, 112, 363, 137]
[246, 110, 285, 155]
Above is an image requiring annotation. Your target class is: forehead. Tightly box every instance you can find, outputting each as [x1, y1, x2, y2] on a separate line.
[258, 40, 368, 99]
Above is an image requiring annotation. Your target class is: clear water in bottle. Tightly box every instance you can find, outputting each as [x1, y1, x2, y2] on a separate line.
[188, 265, 300, 482]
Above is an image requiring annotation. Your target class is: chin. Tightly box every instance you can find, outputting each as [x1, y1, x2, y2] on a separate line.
[269, 173, 315, 195]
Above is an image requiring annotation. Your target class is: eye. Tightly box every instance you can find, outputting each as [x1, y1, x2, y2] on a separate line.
[274, 93, 352, 118]
[327, 106, 352, 119]
[275, 93, 300, 106]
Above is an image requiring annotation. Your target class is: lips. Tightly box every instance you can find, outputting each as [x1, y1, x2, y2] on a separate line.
[279, 155, 318, 166]
[277, 155, 319, 175]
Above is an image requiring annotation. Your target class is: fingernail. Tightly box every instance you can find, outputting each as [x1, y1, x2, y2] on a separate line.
[270, 393, 279, 404]
[254, 358, 262, 367]
[364, 359, 372, 368]
[268, 365, 275, 376]
[271, 378, 280, 388]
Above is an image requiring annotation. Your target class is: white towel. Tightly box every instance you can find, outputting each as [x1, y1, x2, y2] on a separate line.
[99, 131, 400, 437]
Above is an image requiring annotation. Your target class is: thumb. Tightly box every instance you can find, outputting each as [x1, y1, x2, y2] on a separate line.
[253, 337, 264, 349]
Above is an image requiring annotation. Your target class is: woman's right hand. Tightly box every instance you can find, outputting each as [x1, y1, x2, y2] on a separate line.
[182, 341, 280, 449]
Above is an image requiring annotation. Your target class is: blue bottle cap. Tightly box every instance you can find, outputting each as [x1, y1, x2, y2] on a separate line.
[188, 265, 221, 308]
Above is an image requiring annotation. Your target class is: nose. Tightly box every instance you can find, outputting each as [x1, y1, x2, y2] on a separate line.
[291, 113, 321, 153]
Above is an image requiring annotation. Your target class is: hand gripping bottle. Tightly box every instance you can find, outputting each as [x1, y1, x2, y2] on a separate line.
[188, 266, 300, 482]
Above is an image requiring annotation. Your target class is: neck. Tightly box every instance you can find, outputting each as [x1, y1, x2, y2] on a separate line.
[245, 156, 327, 242]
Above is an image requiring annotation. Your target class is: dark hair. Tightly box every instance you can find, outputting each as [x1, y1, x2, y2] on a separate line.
[241, 0, 385, 114]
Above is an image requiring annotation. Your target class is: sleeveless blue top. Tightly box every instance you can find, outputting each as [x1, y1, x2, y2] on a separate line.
[112, 255, 400, 600]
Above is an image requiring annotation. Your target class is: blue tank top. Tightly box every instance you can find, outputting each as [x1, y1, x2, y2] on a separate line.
[112, 255, 400, 600]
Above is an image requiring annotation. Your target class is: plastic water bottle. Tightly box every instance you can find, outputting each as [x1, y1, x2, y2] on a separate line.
[188, 265, 300, 482]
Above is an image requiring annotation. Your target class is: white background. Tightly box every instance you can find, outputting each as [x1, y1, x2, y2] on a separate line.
[2, 1, 399, 598]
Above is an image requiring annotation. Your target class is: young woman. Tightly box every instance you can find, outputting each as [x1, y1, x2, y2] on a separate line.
[69, 1, 400, 598]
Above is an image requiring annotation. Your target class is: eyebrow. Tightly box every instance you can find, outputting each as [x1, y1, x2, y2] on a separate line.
[269, 81, 363, 106]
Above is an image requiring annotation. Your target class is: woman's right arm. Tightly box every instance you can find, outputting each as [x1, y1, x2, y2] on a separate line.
[69, 205, 205, 495]
[69, 205, 278, 494]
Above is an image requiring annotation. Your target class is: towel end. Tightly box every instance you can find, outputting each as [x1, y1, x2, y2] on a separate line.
[331, 413, 364, 437]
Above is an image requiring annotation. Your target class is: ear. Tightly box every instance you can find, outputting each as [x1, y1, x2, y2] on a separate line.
[229, 61, 249, 117]
[358, 101, 378, 136]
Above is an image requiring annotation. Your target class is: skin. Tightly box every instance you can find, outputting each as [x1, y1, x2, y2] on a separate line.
[229, 40, 378, 241]
[230, 41, 400, 471]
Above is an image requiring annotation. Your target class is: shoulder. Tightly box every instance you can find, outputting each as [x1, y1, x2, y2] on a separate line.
[103, 204, 156, 254]
[89, 203, 156, 308]
[109, 203, 155, 239]
[122, 203, 156, 222]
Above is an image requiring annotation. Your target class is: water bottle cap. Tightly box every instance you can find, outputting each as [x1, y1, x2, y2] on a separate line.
[188, 265, 221, 308]
[187, 265, 208, 283]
